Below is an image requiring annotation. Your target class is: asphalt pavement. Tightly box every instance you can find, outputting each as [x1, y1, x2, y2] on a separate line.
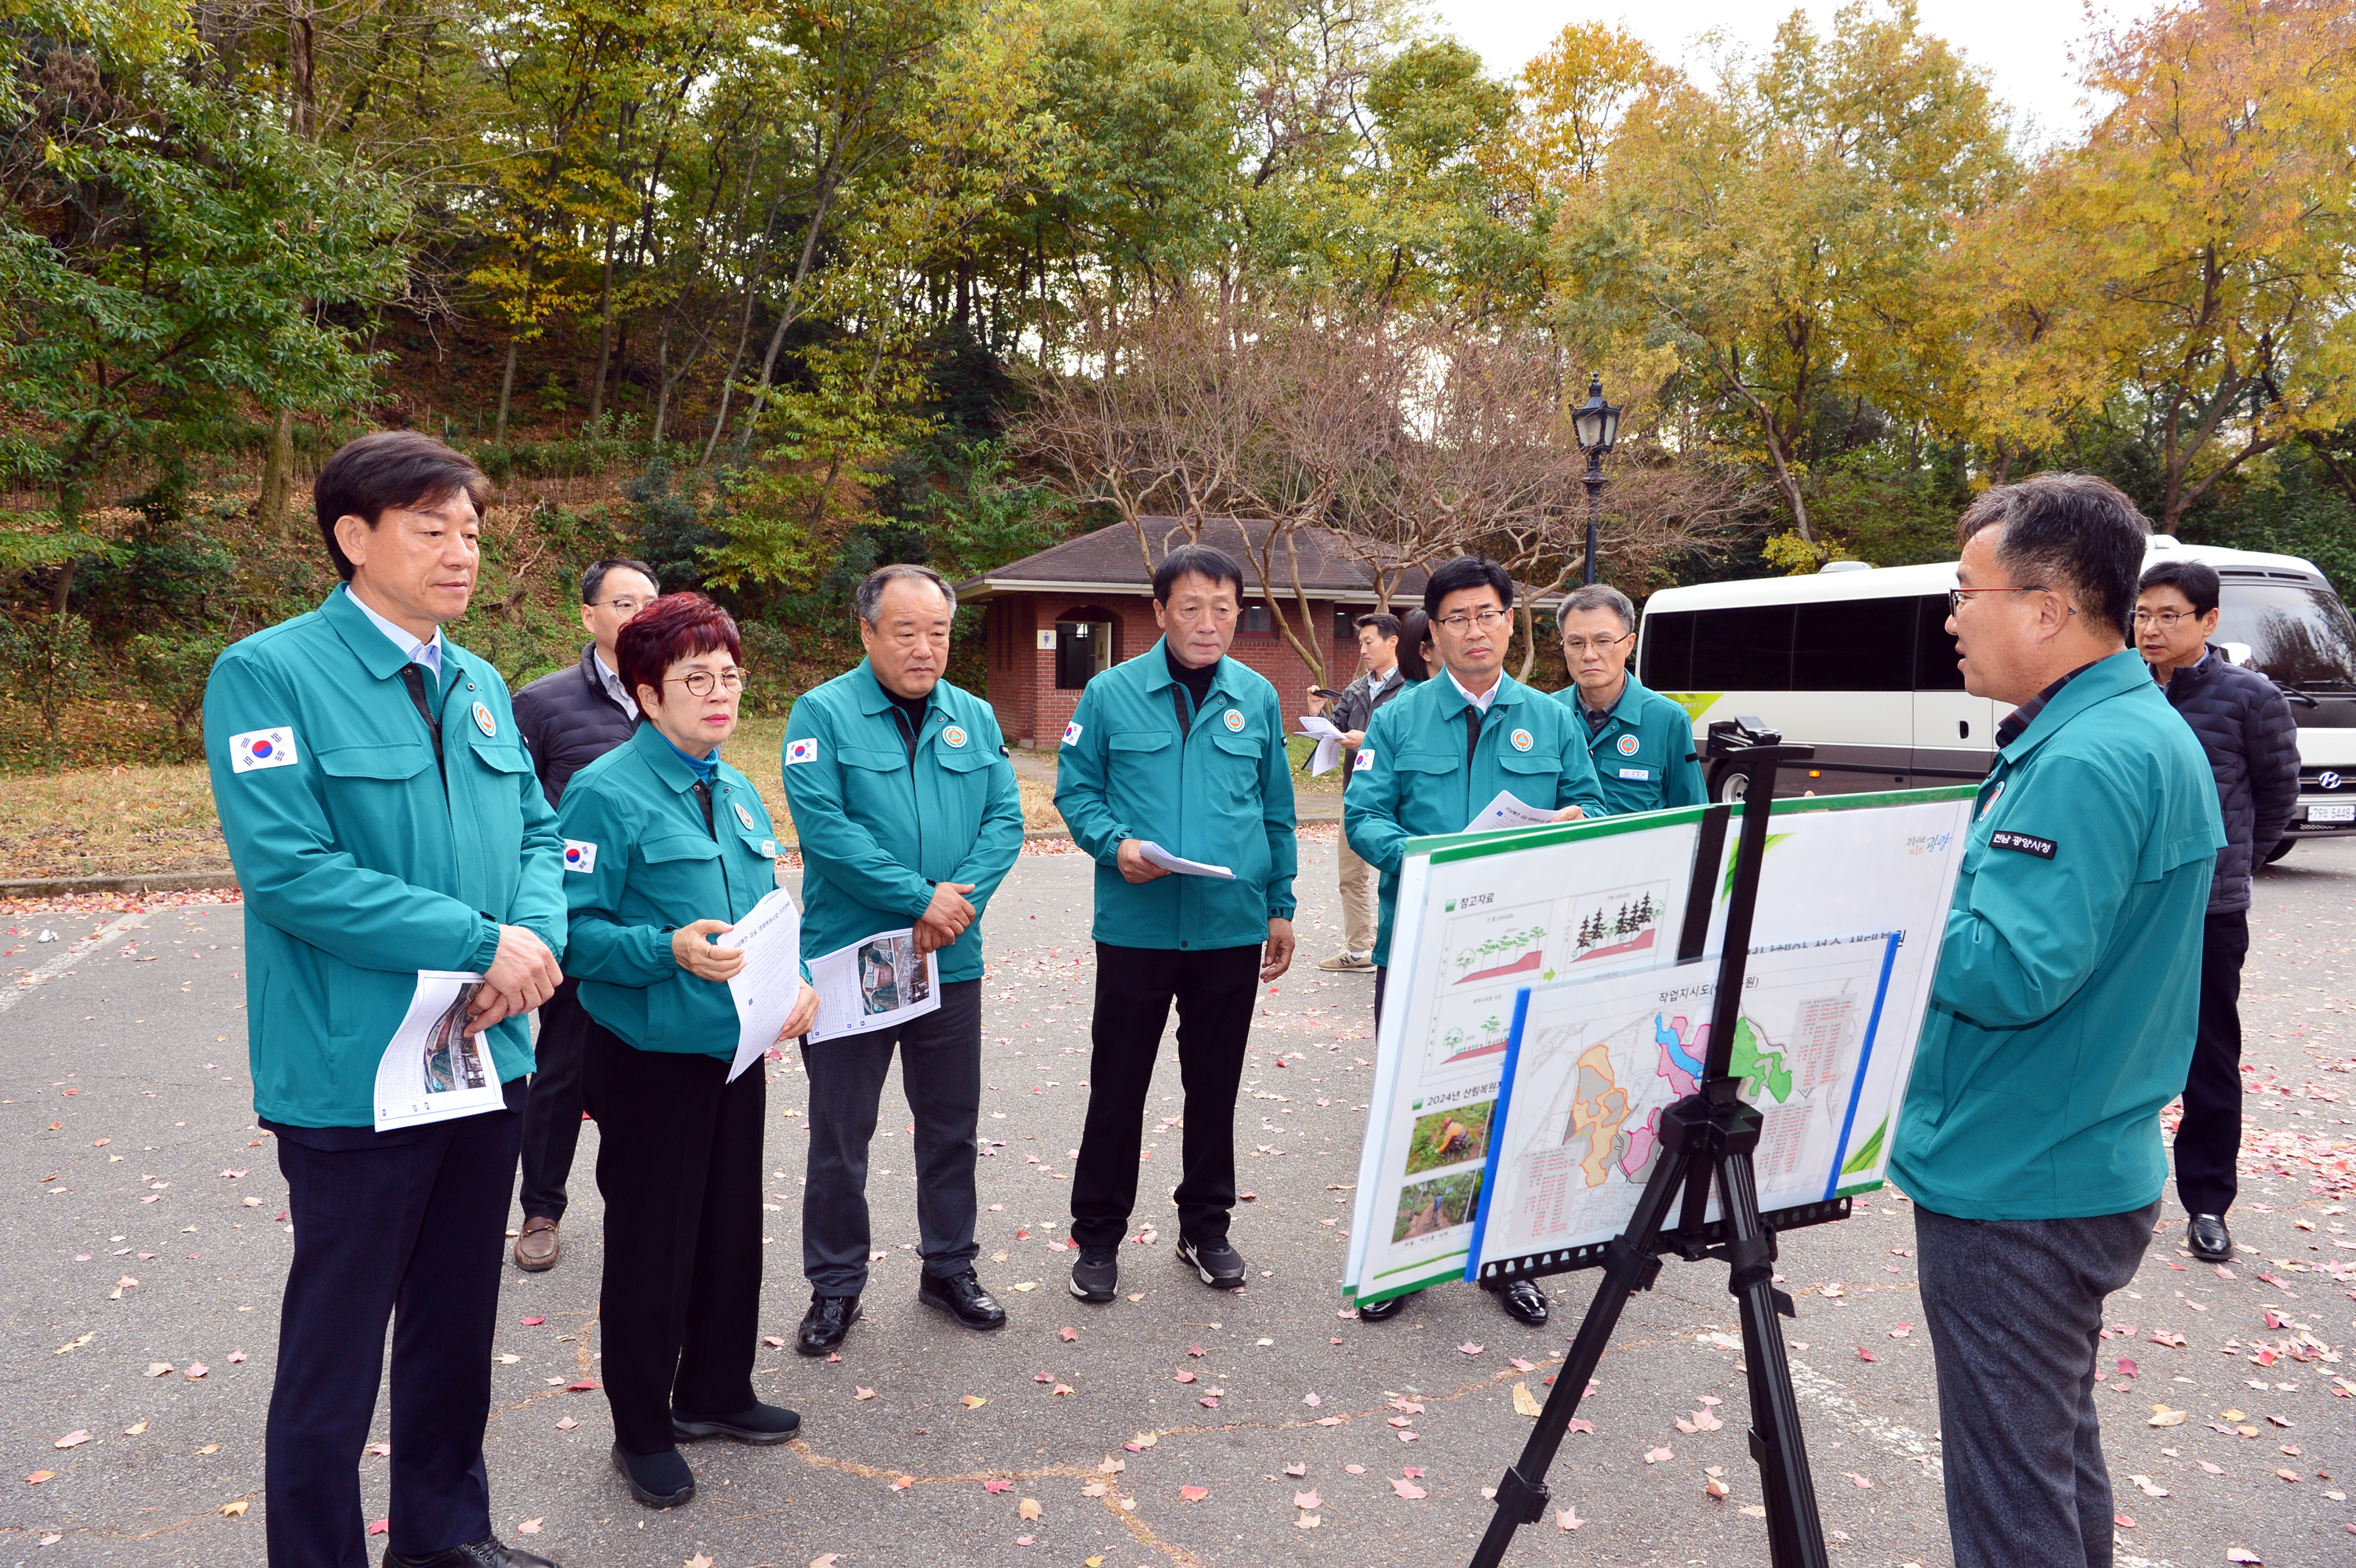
[4, 827, 2351, 1568]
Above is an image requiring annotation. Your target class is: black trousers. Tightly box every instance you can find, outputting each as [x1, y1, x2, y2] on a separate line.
[264, 1079, 524, 1567]
[585, 1023, 766, 1455]
[2174, 908, 2250, 1217]
[800, 978, 982, 1295]
[518, 978, 590, 1223]
[1070, 942, 1260, 1250]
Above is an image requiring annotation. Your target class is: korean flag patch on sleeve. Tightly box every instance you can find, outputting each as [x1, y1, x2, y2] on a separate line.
[785, 738, 819, 766]
[562, 840, 598, 874]
[1061, 720, 1083, 747]
[230, 727, 299, 773]
[1352, 745, 1375, 772]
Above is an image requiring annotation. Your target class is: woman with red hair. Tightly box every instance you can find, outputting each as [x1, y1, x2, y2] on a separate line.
[555, 593, 817, 1509]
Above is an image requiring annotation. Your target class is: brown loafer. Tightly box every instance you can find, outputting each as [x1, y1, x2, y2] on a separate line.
[514, 1216, 560, 1272]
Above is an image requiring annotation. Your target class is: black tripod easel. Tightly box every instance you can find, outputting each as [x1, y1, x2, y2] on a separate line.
[1469, 729, 1831, 1568]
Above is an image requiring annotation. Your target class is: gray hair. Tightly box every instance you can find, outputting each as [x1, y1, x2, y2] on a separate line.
[856, 563, 956, 626]
[1557, 583, 1637, 636]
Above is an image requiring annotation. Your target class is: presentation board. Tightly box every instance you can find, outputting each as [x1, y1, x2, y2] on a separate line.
[1343, 788, 1974, 1307]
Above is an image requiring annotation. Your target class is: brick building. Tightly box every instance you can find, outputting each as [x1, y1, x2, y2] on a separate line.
[953, 518, 1430, 749]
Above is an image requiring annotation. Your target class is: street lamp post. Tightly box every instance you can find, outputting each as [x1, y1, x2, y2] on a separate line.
[1570, 374, 1622, 587]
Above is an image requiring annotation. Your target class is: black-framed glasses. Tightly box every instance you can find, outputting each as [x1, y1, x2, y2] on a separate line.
[1436, 607, 1512, 631]
[1947, 585, 2048, 612]
[2131, 608, 2198, 628]
[666, 668, 744, 696]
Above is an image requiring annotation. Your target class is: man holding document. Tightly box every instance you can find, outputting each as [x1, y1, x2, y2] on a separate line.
[204, 432, 567, 1568]
[556, 593, 819, 1511]
[780, 565, 1025, 1354]
[1342, 554, 1605, 1327]
[1056, 544, 1299, 1302]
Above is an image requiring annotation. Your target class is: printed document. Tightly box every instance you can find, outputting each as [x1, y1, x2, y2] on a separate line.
[716, 886, 805, 1081]
[805, 928, 942, 1042]
[1297, 714, 1347, 776]
[1464, 790, 1560, 834]
[1138, 841, 1236, 879]
[375, 970, 504, 1132]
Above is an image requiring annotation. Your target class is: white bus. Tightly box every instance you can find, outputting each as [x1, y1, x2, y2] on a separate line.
[1636, 538, 2356, 858]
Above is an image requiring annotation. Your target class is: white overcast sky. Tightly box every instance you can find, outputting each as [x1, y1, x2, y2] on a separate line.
[1425, 0, 2163, 144]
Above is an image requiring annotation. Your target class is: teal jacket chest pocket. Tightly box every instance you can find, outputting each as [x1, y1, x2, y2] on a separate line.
[934, 735, 998, 807]
[634, 831, 722, 920]
[1206, 727, 1263, 782]
[1496, 747, 1562, 810]
[1107, 730, 1177, 824]
[314, 742, 437, 850]
[837, 745, 909, 813]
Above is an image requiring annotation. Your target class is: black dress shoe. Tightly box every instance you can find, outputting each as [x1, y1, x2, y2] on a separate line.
[795, 1292, 861, 1356]
[919, 1267, 1009, 1329]
[2187, 1212, 2234, 1262]
[673, 1402, 801, 1444]
[1486, 1277, 1549, 1326]
[1357, 1288, 1419, 1321]
[385, 1536, 560, 1566]
[1177, 1233, 1248, 1289]
[610, 1444, 694, 1508]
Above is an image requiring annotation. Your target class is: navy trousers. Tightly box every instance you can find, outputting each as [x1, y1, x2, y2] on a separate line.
[264, 1080, 523, 1567]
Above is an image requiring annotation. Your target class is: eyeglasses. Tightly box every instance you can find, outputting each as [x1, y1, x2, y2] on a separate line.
[1947, 586, 2049, 612]
[665, 668, 744, 696]
[593, 596, 650, 615]
[1436, 607, 1512, 632]
[1561, 633, 1632, 654]
[2131, 608, 2199, 628]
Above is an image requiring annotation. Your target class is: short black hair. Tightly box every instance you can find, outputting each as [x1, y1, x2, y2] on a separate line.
[313, 431, 490, 582]
[1422, 556, 1513, 620]
[582, 558, 657, 604]
[1956, 473, 2149, 639]
[2139, 557, 2221, 618]
[1397, 608, 1433, 681]
[1354, 611, 1403, 641]
[1153, 543, 1246, 604]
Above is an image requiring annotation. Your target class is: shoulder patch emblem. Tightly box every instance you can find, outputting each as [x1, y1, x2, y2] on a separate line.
[1509, 727, 1534, 752]
[785, 738, 819, 766]
[229, 727, 298, 773]
[562, 840, 598, 874]
[1989, 830, 2056, 859]
[1223, 707, 1245, 732]
[1352, 746, 1375, 772]
[1061, 720, 1083, 747]
[471, 701, 497, 738]
[1616, 732, 1640, 756]
[942, 724, 968, 749]
[733, 800, 756, 830]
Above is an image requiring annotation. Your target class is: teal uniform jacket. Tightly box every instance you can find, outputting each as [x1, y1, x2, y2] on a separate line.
[1053, 640, 1299, 951]
[780, 663, 1023, 984]
[1891, 650, 2225, 1220]
[557, 724, 786, 1060]
[1344, 670, 1608, 966]
[1552, 674, 1707, 815]
[202, 588, 565, 1128]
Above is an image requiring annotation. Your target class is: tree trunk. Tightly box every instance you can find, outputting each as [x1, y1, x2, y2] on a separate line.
[49, 560, 75, 615]
[588, 222, 618, 427]
[258, 408, 294, 526]
[651, 322, 673, 443]
[495, 338, 518, 442]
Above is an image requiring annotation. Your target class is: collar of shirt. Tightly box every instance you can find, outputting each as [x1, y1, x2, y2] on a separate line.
[1575, 677, 1627, 731]
[657, 727, 719, 785]
[1447, 665, 1503, 713]
[343, 585, 443, 679]
[593, 648, 639, 720]
[1995, 660, 2102, 749]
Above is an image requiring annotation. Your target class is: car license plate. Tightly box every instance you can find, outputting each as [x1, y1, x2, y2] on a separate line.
[2308, 802, 2355, 823]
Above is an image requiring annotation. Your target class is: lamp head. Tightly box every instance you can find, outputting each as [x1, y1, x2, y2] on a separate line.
[1572, 374, 1620, 455]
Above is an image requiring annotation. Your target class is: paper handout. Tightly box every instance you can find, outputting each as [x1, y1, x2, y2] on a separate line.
[1297, 714, 1347, 777]
[805, 928, 942, 1042]
[1464, 790, 1561, 833]
[375, 970, 504, 1132]
[1137, 841, 1237, 879]
[716, 886, 805, 1081]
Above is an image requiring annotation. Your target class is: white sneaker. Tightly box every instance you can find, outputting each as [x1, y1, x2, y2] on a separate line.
[1317, 950, 1376, 973]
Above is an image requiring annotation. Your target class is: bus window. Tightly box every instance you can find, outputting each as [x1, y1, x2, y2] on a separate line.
[1794, 598, 1914, 691]
[2215, 580, 2356, 690]
[1911, 596, 1965, 691]
[1639, 610, 1695, 689]
[1690, 606, 1794, 691]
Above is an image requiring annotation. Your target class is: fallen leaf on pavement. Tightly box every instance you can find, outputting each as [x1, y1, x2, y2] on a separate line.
[1556, 1505, 1584, 1530]
[1849, 1473, 1874, 1488]
[26, 1472, 55, 1485]
[1645, 1447, 1674, 1464]
[1704, 1476, 1730, 1499]
[1295, 1512, 1322, 1528]
[367, 1520, 387, 1536]
[1283, 1463, 1306, 1478]
[145, 1363, 172, 1377]
[809, 1555, 839, 1567]
[517, 1519, 542, 1535]
[2226, 1550, 2262, 1564]
[686, 1554, 714, 1568]
[53, 1432, 88, 1449]
[1294, 1489, 1322, 1508]
[1018, 1497, 1043, 1519]
[1513, 1383, 1544, 1418]
[1391, 1477, 1427, 1500]
[123, 1422, 146, 1435]
[2128, 1475, 2169, 1498]
[962, 1395, 988, 1408]
[855, 1387, 876, 1400]
[1459, 1342, 1484, 1355]
[1060, 1326, 1079, 1342]
[221, 1499, 249, 1517]
[1098, 1456, 1126, 1474]
[984, 1478, 1012, 1493]
[1856, 1348, 1877, 1363]
[1888, 1324, 1911, 1338]
[2148, 1405, 2188, 1427]
[1179, 1486, 1209, 1502]
[556, 1417, 579, 1431]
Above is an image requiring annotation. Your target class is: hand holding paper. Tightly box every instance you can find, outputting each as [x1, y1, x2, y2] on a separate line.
[716, 889, 805, 1081]
[1136, 840, 1236, 879]
[1463, 791, 1566, 834]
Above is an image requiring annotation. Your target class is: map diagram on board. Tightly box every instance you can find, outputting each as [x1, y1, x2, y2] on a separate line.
[1475, 937, 1897, 1264]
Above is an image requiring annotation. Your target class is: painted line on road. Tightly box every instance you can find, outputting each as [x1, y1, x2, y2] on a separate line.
[0, 911, 148, 1016]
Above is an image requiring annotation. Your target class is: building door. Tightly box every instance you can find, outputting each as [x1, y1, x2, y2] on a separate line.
[1056, 618, 1114, 688]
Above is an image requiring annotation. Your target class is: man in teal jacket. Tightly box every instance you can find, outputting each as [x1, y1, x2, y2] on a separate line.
[203, 431, 566, 1568]
[781, 565, 1024, 1354]
[1057, 543, 1298, 1302]
[1344, 554, 1605, 1329]
[1551, 582, 1707, 814]
[1891, 474, 2223, 1568]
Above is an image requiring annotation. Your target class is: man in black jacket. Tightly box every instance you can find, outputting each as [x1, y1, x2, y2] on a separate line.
[509, 557, 658, 1270]
[2137, 558, 2300, 1262]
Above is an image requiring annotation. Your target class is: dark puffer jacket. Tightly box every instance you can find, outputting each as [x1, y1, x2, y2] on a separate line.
[2159, 646, 2299, 912]
[512, 644, 639, 808]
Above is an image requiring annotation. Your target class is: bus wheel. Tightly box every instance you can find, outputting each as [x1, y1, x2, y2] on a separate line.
[1711, 765, 1749, 804]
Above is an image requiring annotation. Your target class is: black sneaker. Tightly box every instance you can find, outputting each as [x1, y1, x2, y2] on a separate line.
[672, 1402, 801, 1444]
[610, 1443, 694, 1508]
[918, 1267, 1008, 1329]
[1069, 1246, 1119, 1302]
[1177, 1233, 1247, 1290]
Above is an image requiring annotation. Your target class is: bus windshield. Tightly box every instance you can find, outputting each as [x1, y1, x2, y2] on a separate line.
[2215, 582, 2356, 690]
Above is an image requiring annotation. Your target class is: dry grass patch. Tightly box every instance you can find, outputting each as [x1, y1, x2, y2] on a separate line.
[0, 763, 227, 880]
